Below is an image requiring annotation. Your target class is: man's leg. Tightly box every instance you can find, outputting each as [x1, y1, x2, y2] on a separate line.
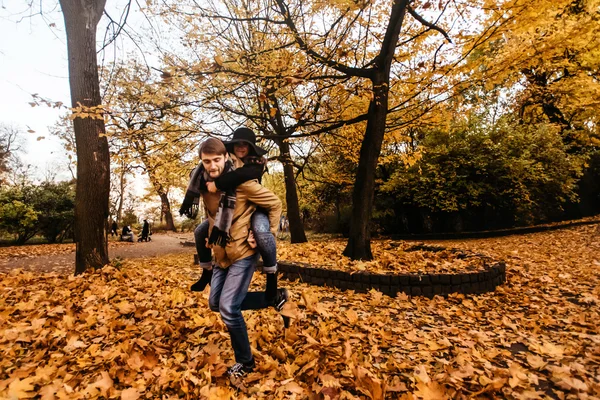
[192, 220, 213, 291]
[250, 210, 279, 304]
[218, 254, 260, 368]
[208, 265, 227, 313]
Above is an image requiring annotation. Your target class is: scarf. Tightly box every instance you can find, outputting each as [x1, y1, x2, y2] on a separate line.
[183, 160, 236, 247]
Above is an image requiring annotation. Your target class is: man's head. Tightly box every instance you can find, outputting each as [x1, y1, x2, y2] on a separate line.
[198, 137, 228, 179]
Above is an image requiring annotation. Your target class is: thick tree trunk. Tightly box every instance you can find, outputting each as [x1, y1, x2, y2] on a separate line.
[343, 0, 408, 260]
[159, 192, 176, 231]
[279, 142, 307, 243]
[343, 82, 388, 260]
[60, 0, 110, 274]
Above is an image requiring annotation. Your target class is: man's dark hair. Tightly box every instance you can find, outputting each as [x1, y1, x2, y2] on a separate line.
[198, 138, 227, 157]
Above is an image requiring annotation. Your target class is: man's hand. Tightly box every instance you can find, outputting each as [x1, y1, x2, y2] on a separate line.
[207, 181, 218, 193]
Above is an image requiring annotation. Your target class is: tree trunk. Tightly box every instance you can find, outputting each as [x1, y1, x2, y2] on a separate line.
[159, 192, 176, 231]
[343, 0, 409, 260]
[60, 0, 110, 274]
[117, 162, 126, 222]
[279, 141, 307, 243]
[343, 83, 388, 260]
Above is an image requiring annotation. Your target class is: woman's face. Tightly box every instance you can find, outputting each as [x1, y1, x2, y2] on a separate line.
[234, 142, 250, 159]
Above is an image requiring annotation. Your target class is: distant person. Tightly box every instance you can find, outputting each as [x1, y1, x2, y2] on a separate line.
[278, 214, 289, 238]
[139, 219, 151, 242]
[110, 221, 118, 236]
[120, 225, 134, 242]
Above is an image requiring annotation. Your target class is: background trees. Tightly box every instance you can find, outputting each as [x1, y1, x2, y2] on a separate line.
[0, 181, 75, 244]
[102, 61, 198, 231]
[6, 0, 598, 261]
[0, 124, 26, 186]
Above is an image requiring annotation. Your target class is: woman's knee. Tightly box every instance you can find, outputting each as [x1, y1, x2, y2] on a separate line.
[194, 220, 209, 238]
[251, 212, 271, 233]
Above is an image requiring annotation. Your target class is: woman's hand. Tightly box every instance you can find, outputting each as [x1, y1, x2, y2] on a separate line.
[247, 230, 257, 248]
[206, 182, 217, 193]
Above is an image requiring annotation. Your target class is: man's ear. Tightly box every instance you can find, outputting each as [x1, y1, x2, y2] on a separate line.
[224, 152, 230, 161]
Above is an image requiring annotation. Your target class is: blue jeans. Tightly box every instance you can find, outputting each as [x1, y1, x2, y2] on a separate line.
[194, 209, 277, 271]
[209, 253, 268, 365]
[251, 209, 277, 272]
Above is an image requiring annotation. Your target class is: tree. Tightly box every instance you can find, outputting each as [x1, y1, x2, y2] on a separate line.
[0, 124, 23, 185]
[0, 187, 39, 244]
[36, 181, 76, 243]
[102, 61, 198, 232]
[461, 0, 600, 150]
[381, 114, 584, 231]
[59, 0, 111, 273]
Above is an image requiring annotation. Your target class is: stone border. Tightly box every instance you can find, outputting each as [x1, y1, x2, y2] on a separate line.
[276, 260, 505, 298]
[390, 218, 600, 241]
[193, 247, 506, 297]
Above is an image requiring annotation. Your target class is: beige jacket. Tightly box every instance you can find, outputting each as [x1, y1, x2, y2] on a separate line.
[201, 176, 282, 268]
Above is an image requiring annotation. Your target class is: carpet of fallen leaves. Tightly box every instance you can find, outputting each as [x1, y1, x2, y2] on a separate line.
[0, 241, 133, 259]
[1, 223, 599, 399]
[278, 240, 488, 274]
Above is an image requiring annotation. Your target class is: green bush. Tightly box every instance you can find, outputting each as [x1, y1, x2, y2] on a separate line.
[378, 118, 585, 232]
[0, 199, 39, 244]
[0, 181, 76, 244]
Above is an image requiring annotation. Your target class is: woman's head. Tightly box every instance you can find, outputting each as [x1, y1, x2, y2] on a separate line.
[233, 142, 252, 159]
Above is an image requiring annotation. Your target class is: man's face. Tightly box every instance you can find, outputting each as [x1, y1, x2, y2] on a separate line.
[201, 152, 227, 179]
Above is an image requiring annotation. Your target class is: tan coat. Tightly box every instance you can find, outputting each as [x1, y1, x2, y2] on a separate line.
[201, 177, 282, 268]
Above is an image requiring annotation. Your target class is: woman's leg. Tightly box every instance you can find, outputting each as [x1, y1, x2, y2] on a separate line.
[251, 210, 278, 303]
[192, 219, 213, 291]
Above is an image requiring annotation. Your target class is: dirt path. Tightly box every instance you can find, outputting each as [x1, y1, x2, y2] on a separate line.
[0, 232, 196, 274]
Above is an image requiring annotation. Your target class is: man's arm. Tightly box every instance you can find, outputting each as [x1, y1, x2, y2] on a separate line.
[239, 181, 282, 236]
[215, 163, 263, 191]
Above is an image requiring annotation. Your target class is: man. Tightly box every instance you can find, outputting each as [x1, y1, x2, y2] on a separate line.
[194, 137, 286, 380]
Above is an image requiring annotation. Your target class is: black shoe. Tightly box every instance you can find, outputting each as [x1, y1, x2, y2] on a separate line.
[227, 360, 255, 379]
[274, 289, 291, 328]
[273, 288, 289, 312]
[190, 269, 213, 292]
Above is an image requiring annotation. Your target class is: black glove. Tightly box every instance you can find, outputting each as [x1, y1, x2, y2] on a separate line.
[179, 190, 199, 219]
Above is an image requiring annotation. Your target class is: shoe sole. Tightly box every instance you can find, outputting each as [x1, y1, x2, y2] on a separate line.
[275, 289, 289, 312]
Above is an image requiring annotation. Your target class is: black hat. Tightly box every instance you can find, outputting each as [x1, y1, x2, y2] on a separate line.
[223, 127, 268, 157]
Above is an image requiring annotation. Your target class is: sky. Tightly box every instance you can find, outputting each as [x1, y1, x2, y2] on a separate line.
[0, 2, 71, 180]
[0, 0, 158, 193]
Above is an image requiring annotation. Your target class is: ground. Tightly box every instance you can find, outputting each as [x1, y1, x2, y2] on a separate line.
[0, 223, 599, 399]
[0, 232, 194, 274]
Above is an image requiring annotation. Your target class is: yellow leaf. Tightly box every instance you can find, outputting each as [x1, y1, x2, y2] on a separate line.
[413, 365, 431, 384]
[93, 371, 113, 396]
[526, 354, 547, 370]
[413, 381, 448, 400]
[121, 387, 140, 400]
[320, 374, 342, 388]
[280, 381, 305, 394]
[117, 301, 136, 314]
[8, 377, 36, 399]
